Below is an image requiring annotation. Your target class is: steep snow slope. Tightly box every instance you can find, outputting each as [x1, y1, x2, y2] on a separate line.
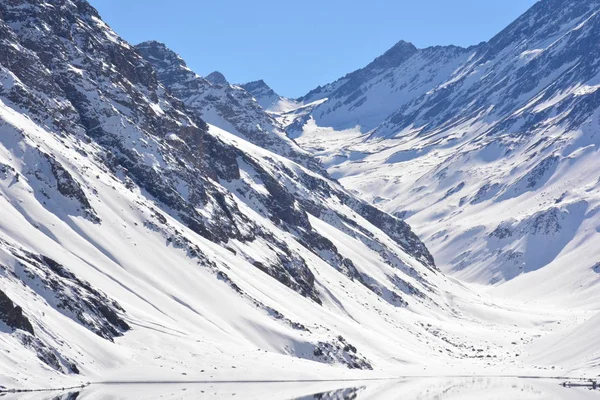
[291, 0, 600, 302]
[0, 0, 582, 391]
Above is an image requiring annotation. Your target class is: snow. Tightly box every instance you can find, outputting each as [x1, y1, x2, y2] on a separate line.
[2, 94, 597, 389]
[0, 101, 600, 387]
[1, 0, 600, 393]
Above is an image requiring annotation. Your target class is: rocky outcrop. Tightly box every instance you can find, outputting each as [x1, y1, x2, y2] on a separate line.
[240, 79, 281, 110]
[205, 71, 228, 86]
[0, 289, 34, 335]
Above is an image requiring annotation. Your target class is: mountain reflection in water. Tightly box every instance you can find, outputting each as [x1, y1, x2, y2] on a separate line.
[4, 377, 599, 400]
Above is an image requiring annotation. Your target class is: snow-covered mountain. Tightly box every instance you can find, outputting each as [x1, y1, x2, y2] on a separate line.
[0, 0, 554, 390]
[277, 0, 600, 380]
[290, 0, 600, 296]
[294, 41, 475, 134]
[1, 0, 599, 391]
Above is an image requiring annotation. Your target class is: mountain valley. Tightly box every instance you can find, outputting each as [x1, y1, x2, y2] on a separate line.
[0, 0, 598, 392]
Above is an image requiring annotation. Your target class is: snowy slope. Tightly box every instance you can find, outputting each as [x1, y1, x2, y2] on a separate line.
[0, 0, 580, 391]
[1, 0, 599, 391]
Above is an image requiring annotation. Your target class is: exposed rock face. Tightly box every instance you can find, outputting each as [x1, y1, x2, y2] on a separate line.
[41, 152, 100, 222]
[135, 41, 324, 173]
[0, 240, 126, 375]
[240, 79, 281, 110]
[10, 249, 131, 341]
[15, 330, 80, 375]
[312, 335, 372, 370]
[0, 289, 34, 335]
[205, 71, 229, 86]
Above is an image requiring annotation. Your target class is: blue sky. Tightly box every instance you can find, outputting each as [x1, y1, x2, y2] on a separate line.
[90, 0, 537, 98]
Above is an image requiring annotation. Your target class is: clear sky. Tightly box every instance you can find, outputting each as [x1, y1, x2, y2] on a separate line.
[89, 0, 537, 98]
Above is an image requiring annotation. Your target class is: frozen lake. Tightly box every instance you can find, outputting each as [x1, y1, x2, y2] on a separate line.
[4, 377, 599, 399]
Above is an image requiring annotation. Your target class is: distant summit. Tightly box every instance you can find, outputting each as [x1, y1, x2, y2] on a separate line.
[135, 40, 187, 70]
[205, 71, 228, 86]
[240, 79, 281, 109]
[369, 40, 418, 71]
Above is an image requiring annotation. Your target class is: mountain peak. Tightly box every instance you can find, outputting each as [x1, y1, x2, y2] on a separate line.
[136, 40, 168, 50]
[391, 39, 417, 50]
[135, 40, 187, 68]
[205, 71, 229, 86]
[244, 79, 269, 89]
[241, 79, 276, 96]
[240, 79, 282, 110]
[370, 40, 419, 70]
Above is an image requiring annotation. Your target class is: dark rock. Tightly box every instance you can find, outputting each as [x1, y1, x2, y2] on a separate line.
[0, 289, 34, 335]
[205, 71, 228, 86]
[8, 248, 130, 341]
